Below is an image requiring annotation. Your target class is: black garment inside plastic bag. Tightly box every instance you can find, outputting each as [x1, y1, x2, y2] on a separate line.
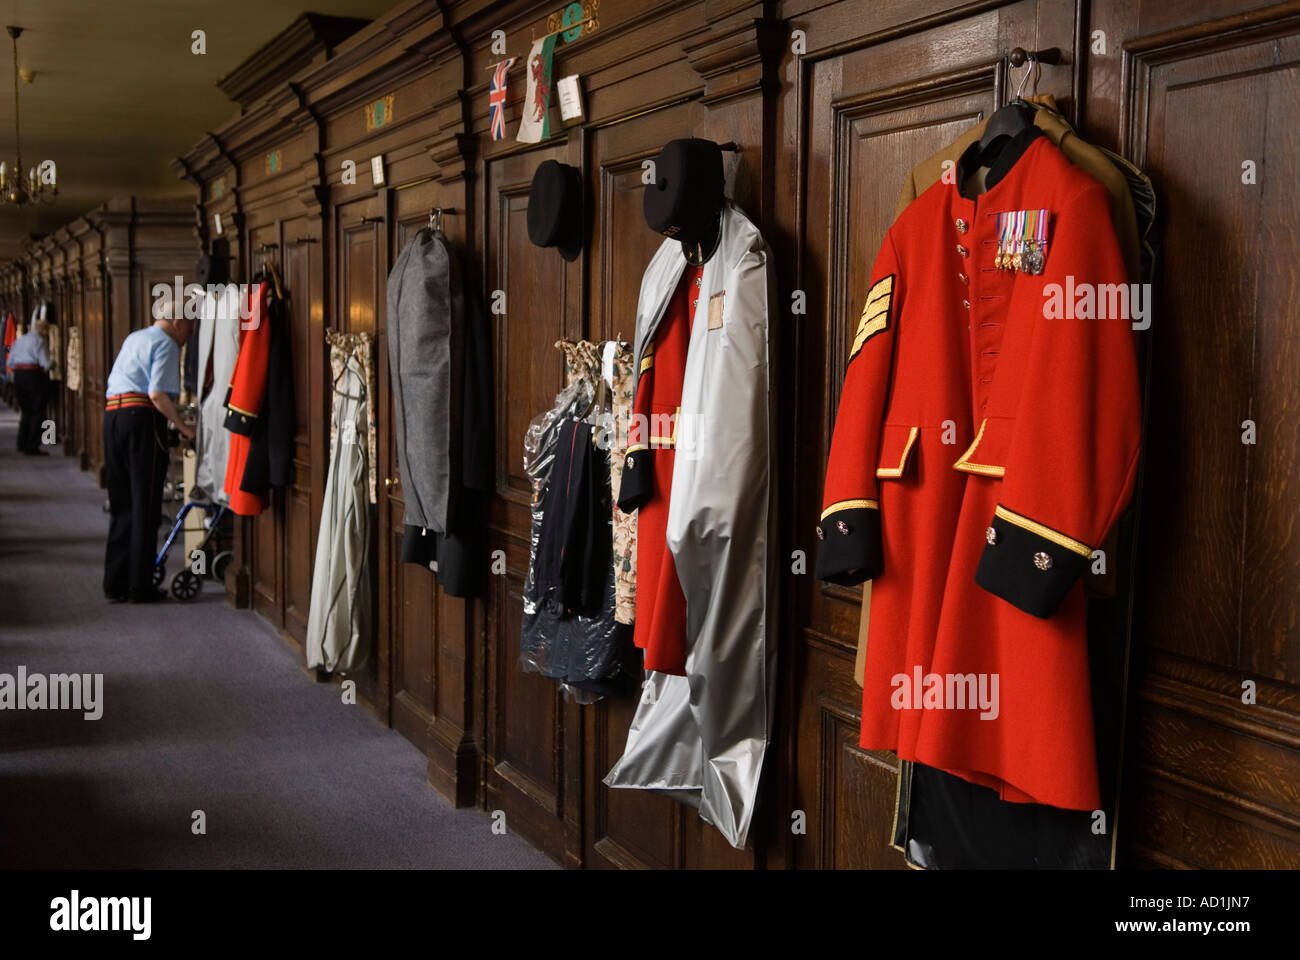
[519, 379, 635, 703]
[535, 420, 611, 618]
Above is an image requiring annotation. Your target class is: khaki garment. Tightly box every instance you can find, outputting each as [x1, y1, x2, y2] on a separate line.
[46, 324, 62, 381]
[853, 95, 1142, 687]
[65, 327, 82, 392]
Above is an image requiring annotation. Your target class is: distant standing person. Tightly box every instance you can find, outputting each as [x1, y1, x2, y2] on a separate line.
[6, 318, 53, 455]
[102, 317, 195, 603]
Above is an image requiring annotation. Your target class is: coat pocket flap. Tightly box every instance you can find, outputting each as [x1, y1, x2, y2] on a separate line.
[876, 424, 920, 478]
[953, 417, 1011, 476]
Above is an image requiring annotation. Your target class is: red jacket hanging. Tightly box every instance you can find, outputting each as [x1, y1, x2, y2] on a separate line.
[817, 130, 1141, 812]
[223, 282, 272, 516]
[616, 264, 702, 676]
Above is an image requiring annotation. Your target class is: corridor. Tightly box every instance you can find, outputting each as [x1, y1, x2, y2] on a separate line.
[0, 409, 552, 870]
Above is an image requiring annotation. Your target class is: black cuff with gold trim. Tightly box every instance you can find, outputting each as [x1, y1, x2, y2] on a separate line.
[974, 506, 1090, 618]
[617, 448, 653, 513]
[815, 504, 883, 585]
[223, 406, 258, 437]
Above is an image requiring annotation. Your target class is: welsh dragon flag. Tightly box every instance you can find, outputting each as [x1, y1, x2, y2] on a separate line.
[516, 35, 558, 143]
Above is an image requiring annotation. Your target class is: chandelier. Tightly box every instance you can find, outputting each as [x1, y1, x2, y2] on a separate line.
[0, 26, 56, 206]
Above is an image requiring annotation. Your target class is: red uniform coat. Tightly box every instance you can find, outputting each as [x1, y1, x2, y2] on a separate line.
[223, 282, 270, 516]
[617, 264, 703, 675]
[817, 129, 1141, 811]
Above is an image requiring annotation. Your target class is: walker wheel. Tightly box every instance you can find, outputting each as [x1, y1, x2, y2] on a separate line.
[211, 550, 233, 583]
[152, 564, 166, 587]
[171, 569, 202, 601]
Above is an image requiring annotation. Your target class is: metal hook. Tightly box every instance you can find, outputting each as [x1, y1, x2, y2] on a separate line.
[429, 207, 458, 232]
[1014, 59, 1040, 100]
[1007, 46, 1060, 101]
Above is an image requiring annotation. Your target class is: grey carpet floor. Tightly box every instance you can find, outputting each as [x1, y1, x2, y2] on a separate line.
[0, 407, 555, 870]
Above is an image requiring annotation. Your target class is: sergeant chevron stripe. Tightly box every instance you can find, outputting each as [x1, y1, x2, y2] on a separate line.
[850, 274, 894, 361]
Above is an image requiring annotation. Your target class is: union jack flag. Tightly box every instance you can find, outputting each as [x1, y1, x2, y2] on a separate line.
[489, 58, 516, 141]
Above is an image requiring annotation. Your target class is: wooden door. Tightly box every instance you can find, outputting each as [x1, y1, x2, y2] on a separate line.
[69, 279, 84, 466]
[1099, 0, 1300, 868]
[384, 180, 445, 757]
[335, 194, 387, 716]
[575, 101, 754, 870]
[777, 0, 1077, 869]
[481, 137, 585, 863]
[281, 217, 321, 650]
[247, 223, 286, 629]
[84, 278, 106, 480]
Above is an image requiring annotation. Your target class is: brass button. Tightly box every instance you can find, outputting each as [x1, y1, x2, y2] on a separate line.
[958, 272, 969, 285]
[955, 218, 969, 233]
[626, 455, 634, 469]
[985, 526, 998, 545]
[1033, 551, 1053, 571]
[837, 520, 850, 535]
[815, 525, 825, 541]
[962, 299, 971, 311]
[956, 244, 969, 257]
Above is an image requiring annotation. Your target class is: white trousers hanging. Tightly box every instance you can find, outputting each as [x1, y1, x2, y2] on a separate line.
[306, 356, 372, 673]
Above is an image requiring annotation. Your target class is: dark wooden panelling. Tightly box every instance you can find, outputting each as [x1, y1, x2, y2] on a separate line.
[1242, 56, 1300, 685]
[1, 201, 192, 482]
[282, 221, 318, 648]
[1123, 6, 1300, 867]
[482, 138, 581, 864]
[783, 2, 1059, 869]
[335, 194, 386, 715]
[249, 221, 286, 629]
[109, 0, 1300, 872]
[581, 98, 721, 871]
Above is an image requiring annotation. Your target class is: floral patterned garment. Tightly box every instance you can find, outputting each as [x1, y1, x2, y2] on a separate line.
[605, 342, 636, 625]
[326, 329, 378, 504]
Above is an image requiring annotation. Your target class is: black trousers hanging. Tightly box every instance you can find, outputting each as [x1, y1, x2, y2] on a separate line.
[102, 404, 169, 599]
[12, 368, 47, 453]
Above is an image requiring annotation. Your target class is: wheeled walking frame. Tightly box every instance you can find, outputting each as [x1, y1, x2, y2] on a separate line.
[152, 500, 233, 601]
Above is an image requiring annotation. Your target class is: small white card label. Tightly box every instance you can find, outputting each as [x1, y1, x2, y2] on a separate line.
[557, 75, 583, 121]
[213, 213, 223, 235]
[370, 156, 385, 185]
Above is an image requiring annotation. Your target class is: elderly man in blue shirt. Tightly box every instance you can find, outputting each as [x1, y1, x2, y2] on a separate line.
[5, 318, 53, 454]
[102, 315, 196, 603]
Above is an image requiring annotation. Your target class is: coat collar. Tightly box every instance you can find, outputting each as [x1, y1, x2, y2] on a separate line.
[955, 125, 1044, 198]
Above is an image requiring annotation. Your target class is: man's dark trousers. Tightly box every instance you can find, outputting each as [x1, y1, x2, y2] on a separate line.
[103, 405, 169, 599]
[12, 368, 47, 453]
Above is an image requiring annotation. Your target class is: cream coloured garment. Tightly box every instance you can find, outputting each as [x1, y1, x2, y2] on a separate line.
[306, 345, 372, 673]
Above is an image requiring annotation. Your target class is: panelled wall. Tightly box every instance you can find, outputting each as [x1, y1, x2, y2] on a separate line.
[15, 0, 1291, 869]
[0, 199, 195, 479]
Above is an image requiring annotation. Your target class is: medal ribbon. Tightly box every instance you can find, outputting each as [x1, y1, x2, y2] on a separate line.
[996, 212, 1014, 269]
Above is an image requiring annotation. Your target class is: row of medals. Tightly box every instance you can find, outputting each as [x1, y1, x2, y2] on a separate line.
[995, 238, 1046, 275]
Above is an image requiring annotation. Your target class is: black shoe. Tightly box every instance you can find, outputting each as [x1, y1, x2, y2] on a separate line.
[128, 589, 168, 604]
[105, 592, 129, 603]
[315, 669, 333, 683]
[29, 450, 49, 456]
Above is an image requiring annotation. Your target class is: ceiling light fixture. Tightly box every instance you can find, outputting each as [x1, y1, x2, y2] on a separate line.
[0, 25, 56, 206]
